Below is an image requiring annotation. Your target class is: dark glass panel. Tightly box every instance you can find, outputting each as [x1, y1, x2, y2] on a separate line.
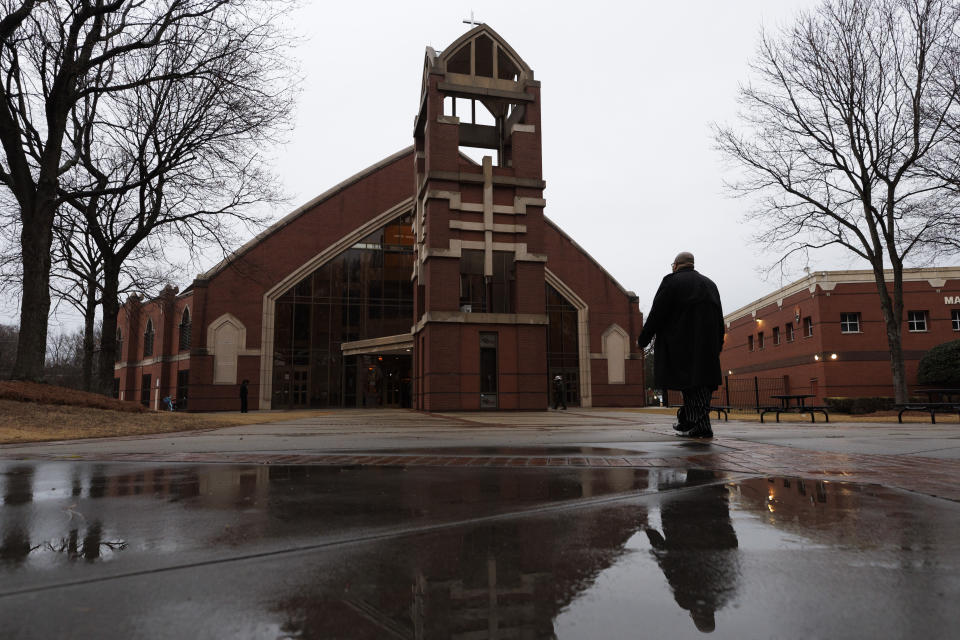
[480, 334, 497, 393]
[294, 274, 312, 299]
[314, 263, 332, 300]
[275, 302, 293, 353]
[346, 250, 363, 299]
[460, 249, 486, 312]
[293, 303, 311, 348]
[343, 357, 357, 407]
[475, 35, 493, 77]
[447, 43, 471, 74]
[497, 47, 519, 81]
[490, 251, 514, 313]
[310, 352, 329, 407]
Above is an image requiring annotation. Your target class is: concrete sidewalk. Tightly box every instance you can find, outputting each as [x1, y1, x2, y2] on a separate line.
[4, 407, 960, 500]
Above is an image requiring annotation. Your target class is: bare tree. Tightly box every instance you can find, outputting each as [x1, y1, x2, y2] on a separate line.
[44, 324, 86, 389]
[715, 0, 960, 403]
[57, 1, 294, 395]
[0, 0, 289, 382]
[50, 213, 174, 390]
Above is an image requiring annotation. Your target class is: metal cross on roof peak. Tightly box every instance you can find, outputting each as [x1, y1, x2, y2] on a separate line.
[463, 11, 480, 27]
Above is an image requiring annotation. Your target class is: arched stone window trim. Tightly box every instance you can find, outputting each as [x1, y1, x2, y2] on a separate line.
[207, 313, 248, 385]
[179, 306, 192, 351]
[143, 319, 154, 358]
[258, 198, 414, 409]
[601, 324, 630, 385]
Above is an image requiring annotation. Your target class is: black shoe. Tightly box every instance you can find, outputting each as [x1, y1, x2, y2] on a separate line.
[677, 426, 713, 438]
[671, 422, 692, 432]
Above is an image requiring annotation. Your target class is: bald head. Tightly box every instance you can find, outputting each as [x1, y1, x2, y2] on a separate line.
[672, 251, 694, 272]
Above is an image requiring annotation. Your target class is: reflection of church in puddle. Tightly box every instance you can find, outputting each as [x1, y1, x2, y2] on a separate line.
[5, 462, 952, 636]
[269, 466, 652, 639]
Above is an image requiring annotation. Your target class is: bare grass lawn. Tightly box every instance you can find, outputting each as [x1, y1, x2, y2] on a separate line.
[0, 381, 330, 444]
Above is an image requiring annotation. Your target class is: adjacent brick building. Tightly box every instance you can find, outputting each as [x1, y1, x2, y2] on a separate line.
[114, 25, 645, 412]
[720, 267, 960, 399]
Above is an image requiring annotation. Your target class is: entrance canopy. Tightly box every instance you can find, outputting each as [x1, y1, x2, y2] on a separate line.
[341, 333, 414, 357]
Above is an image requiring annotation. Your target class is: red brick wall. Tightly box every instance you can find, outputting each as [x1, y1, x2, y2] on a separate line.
[114, 288, 194, 409]
[721, 276, 960, 399]
[542, 221, 644, 407]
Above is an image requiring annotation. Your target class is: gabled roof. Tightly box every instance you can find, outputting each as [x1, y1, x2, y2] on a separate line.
[422, 23, 534, 87]
[192, 146, 414, 285]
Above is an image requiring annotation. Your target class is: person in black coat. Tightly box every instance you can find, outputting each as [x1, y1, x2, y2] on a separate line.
[239, 379, 249, 413]
[637, 252, 724, 437]
[645, 469, 740, 632]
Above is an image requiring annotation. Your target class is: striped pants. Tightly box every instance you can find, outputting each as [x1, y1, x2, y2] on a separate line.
[679, 386, 713, 431]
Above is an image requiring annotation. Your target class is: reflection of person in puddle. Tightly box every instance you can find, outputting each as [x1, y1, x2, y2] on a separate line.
[645, 469, 740, 633]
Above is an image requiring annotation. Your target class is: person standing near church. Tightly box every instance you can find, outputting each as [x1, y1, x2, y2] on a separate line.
[552, 374, 567, 410]
[239, 379, 249, 413]
[637, 252, 724, 437]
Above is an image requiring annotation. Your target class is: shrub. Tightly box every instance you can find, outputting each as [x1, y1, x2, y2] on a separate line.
[918, 339, 960, 386]
[824, 397, 895, 414]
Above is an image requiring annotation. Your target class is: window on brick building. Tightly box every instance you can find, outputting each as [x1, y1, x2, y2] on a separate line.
[115, 329, 123, 363]
[758, 331, 765, 350]
[840, 312, 860, 333]
[459, 250, 514, 314]
[460, 250, 486, 312]
[803, 316, 813, 337]
[179, 307, 192, 351]
[747, 335, 754, 352]
[143, 319, 154, 358]
[953, 309, 960, 331]
[907, 310, 928, 332]
[785, 322, 795, 342]
[489, 251, 515, 313]
[773, 326, 781, 345]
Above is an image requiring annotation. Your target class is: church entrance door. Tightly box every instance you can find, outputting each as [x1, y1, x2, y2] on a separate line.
[273, 365, 310, 409]
[348, 354, 411, 408]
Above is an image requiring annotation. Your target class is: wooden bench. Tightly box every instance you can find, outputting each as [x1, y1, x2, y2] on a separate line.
[895, 403, 960, 424]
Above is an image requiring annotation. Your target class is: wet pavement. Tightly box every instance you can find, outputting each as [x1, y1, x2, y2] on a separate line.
[2, 409, 960, 638]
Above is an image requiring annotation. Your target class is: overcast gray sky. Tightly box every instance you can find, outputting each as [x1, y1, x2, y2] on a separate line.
[272, 0, 831, 317]
[9, 0, 856, 330]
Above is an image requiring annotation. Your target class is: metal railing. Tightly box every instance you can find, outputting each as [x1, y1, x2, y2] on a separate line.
[664, 376, 788, 411]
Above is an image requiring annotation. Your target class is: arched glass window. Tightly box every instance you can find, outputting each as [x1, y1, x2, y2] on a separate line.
[272, 213, 414, 408]
[444, 32, 522, 82]
[143, 319, 155, 358]
[179, 307, 192, 351]
[546, 283, 580, 406]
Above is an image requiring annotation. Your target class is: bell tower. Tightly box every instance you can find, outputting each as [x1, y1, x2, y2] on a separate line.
[412, 25, 549, 410]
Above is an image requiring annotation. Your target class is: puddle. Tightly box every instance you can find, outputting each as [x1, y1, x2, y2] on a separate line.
[2, 462, 960, 637]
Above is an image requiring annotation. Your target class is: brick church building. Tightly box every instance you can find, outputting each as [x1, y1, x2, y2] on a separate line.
[114, 25, 645, 412]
